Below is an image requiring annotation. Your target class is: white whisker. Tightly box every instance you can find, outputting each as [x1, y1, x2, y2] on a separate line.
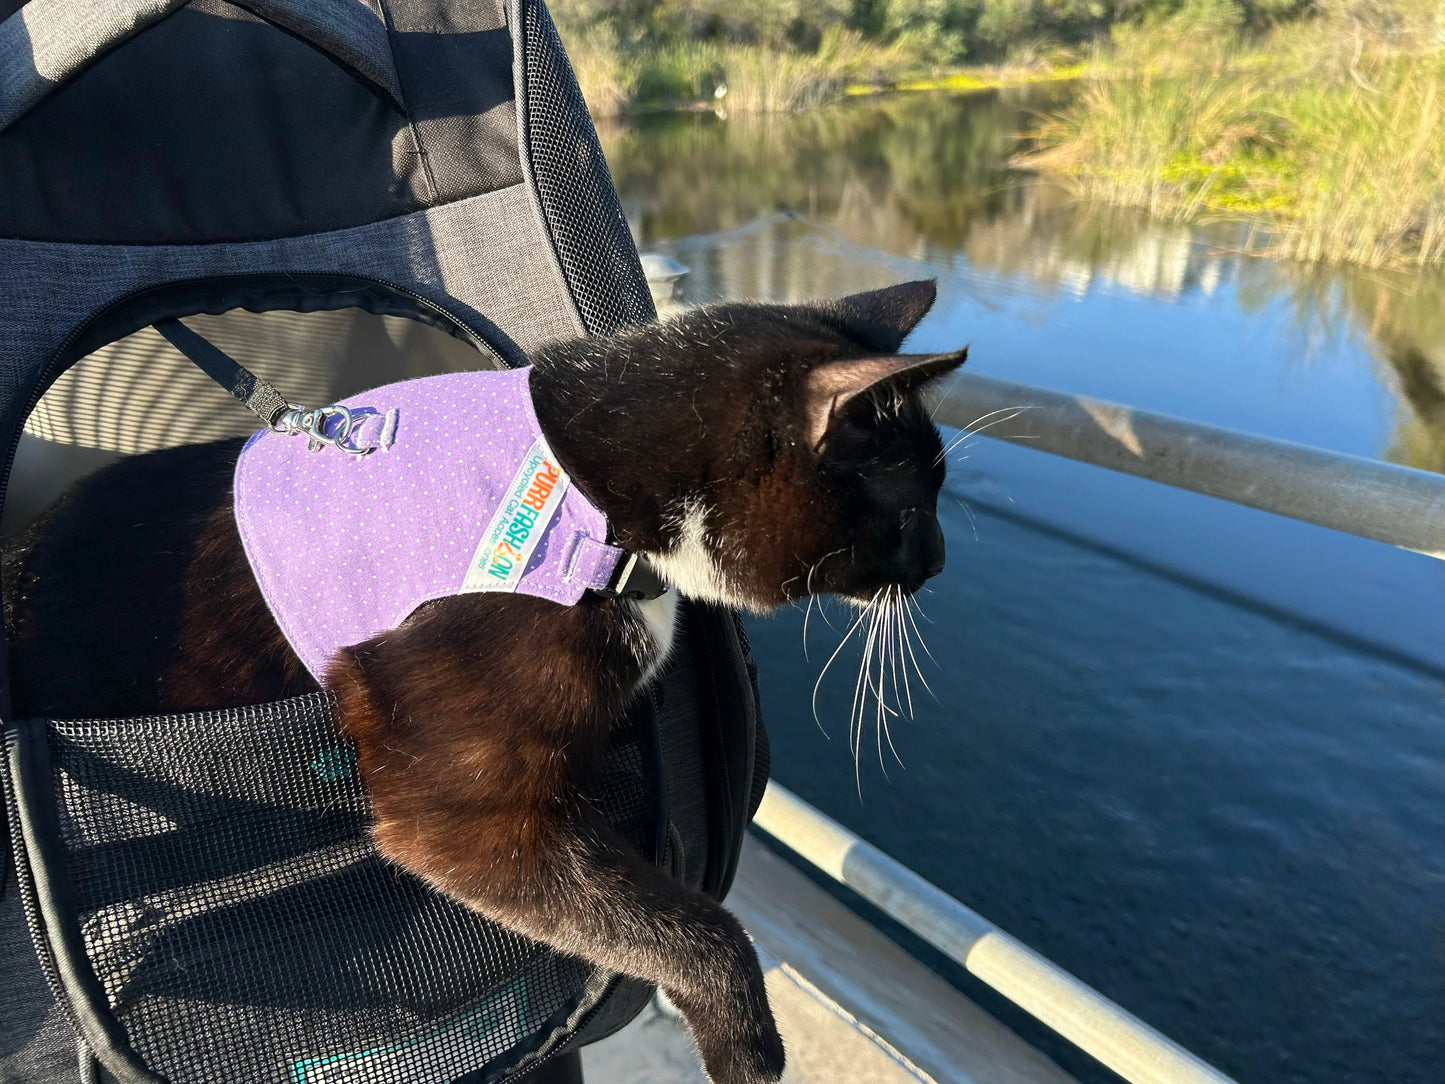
[965, 406, 1031, 436]
[899, 601, 934, 702]
[901, 594, 940, 705]
[935, 406, 1033, 465]
[885, 589, 903, 721]
[811, 600, 871, 736]
[817, 596, 840, 632]
[895, 589, 916, 720]
[871, 596, 889, 777]
[928, 371, 971, 421]
[880, 590, 905, 769]
[952, 495, 980, 541]
[849, 591, 884, 797]
[906, 590, 935, 625]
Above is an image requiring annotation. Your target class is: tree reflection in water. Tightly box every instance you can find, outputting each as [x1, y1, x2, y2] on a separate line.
[600, 89, 1445, 472]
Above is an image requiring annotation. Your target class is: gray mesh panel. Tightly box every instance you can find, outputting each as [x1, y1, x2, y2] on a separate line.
[8, 693, 656, 1083]
[516, 0, 655, 336]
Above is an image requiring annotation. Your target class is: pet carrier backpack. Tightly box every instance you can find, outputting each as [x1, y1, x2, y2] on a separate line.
[0, 2, 768, 1081]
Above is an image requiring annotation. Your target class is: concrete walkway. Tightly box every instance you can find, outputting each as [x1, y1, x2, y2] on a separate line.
[584, 837, 1076, 1084]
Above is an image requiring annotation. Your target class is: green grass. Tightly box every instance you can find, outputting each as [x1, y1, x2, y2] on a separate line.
[566, 28, 894, 115]
[1021, 6, 1445, 269]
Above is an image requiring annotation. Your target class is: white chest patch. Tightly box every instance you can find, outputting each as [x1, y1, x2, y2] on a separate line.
[632, 589, 680, 687]
[643, 502, 734, 608]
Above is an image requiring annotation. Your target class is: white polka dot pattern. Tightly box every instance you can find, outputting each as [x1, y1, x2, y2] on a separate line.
[234, 368, 621, 681]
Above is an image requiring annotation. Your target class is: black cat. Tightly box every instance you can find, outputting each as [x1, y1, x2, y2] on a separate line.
[5, 279, 965, 1084]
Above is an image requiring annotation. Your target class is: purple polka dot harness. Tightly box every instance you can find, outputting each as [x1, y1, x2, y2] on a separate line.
[234, 367, 627, 682]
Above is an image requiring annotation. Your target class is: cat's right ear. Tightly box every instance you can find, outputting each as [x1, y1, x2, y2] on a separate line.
[825, 280, 938, 353]
[805, 347, 968, 450]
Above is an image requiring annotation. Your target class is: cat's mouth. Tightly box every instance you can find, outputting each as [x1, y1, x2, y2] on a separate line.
[840, 578, 929, 609]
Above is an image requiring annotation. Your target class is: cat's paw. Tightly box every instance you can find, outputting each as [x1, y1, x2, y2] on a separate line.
[733, 1023, 786, 1084]
[700, 1032, 785, 1084]
[687, 999, 785, 1084]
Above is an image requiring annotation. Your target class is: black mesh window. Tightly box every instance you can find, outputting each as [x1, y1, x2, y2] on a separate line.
[518, 0, 657, 336]
[5, 694, 657, 1083]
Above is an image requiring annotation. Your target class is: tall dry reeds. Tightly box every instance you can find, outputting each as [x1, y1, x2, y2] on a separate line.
[1021, 64, 1279, 221]
[1023, 2, 1445, 269]
[563, 27, 879, 116]
[1267, 57, 1445, 268]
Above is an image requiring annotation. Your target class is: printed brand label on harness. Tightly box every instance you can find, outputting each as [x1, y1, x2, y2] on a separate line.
[460, 438, 571, 593]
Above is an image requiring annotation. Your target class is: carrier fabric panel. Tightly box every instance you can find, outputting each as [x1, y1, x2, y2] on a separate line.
[0, 0, 664, 448]
[2, 694, 659, 1083]
[0, 186, 581, 455]
[0, 0, 522, 242]
[0, 907, 78, 1083]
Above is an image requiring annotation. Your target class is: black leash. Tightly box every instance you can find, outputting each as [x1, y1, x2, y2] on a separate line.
[154, 318, 292, 429]
[155, 319, 367, 454]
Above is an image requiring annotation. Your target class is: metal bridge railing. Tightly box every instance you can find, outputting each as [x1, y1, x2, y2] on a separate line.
[928, 373, 1445, 560]
[754, 784, 1238, 1084]
[752, 378, 1445, 1083]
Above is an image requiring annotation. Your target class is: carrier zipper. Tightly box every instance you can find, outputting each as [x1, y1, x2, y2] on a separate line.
[494, 983, 612, 1084]
[0, 725, 74, 1029]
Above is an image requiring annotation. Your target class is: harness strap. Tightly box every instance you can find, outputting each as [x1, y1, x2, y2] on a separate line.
[599, 550, 669, 600]
[153, 320, 671, 603]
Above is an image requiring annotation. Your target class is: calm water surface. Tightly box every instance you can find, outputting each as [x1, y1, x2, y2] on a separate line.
[601, 91, 1445, 1084]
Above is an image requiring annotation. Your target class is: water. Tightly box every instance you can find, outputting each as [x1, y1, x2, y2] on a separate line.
[600, 91, 1445, 1084]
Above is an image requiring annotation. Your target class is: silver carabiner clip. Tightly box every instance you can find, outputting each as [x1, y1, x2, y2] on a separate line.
[272, 403, 370, 455]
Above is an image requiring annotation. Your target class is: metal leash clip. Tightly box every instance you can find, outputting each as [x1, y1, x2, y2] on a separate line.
[272, 403, 370, 455]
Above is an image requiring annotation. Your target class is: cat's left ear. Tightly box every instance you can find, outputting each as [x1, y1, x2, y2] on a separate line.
[805, 347, 968, 449]
[825, 280, 938, 353]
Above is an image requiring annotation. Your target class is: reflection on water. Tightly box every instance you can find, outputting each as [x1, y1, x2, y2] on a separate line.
[600, 92, 1445, 474]
[602, 92, 1445, 1084]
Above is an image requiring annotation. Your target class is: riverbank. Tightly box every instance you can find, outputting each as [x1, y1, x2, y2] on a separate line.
[1020, 9, 1445, 270]
[564, 28, 1080, 116]
[551, 0, 1108, 116]
[566, 2, 1445, 272]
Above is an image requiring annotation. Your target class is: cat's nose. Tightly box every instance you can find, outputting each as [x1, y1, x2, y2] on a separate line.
[900, 507, 946, 580]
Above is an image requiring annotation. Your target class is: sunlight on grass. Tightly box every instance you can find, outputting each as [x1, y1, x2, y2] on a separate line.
[1021, 2, 1445, 269]
[567, 28, 896, 115]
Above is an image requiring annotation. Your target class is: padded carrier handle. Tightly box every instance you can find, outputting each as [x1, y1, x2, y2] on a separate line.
[0, 0, 404, 133]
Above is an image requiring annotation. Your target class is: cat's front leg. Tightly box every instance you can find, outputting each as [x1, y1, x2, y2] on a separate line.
[366, 776, 784, 1084]
[492, 813, 785, 1084]
[330, 604, 784, 1084]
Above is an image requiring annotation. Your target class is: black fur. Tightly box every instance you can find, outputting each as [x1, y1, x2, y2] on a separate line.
[5, 282, 965, 1084]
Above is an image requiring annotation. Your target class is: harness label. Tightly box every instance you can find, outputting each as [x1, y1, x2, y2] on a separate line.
[460, 438, 571, 593]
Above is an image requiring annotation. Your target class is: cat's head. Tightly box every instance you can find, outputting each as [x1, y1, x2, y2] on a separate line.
[531, 280, 966, 613]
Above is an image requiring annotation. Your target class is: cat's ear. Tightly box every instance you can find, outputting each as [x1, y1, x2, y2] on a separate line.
[805, 347, 968, 449]
[824, 280, 938, 353]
